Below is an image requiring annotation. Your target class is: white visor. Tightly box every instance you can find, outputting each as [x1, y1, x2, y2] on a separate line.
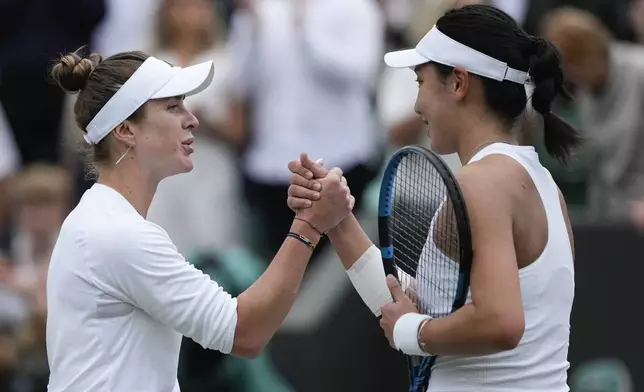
[84, 56, 215, 144]
[384, 25, 530, 85]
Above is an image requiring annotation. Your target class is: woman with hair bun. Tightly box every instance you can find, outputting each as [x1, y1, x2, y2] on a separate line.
[45, 50, 354, 391]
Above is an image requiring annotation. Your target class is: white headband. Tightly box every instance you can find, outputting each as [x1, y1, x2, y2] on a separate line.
[384, 25, 530, 84]
[84, 56, 215, 144]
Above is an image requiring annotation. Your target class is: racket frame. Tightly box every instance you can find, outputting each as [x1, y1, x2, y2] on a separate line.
[377, 145, 474, 389]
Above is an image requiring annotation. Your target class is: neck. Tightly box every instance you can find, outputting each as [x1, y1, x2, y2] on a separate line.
[456, 115, 517, 166]
[97, 160, 158, 218]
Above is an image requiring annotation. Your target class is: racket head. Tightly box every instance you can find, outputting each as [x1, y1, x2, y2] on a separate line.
[377, 145, 474, 389]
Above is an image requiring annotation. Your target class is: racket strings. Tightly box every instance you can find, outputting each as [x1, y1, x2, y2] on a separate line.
[390, 154, 461, 318]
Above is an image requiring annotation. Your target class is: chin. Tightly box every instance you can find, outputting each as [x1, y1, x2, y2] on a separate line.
[429, 140, 450, 155]
[179, 157, 194, 173]
[164, 157, 195, 179]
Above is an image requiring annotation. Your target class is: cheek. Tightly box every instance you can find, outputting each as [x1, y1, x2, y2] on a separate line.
[415, 87, 431, 116]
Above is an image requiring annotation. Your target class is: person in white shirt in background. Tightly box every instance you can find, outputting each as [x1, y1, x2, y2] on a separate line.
[147, 0, 243, 255]
[45, 48, 353, 392]
[227, 0, 385, 263]
[0, 104, 20, 234]
[92, 0, 160, 57]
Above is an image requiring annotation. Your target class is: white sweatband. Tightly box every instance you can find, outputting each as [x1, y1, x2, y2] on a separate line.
[393, 313, 432, 356]
[346, 245, 392, 317]
[85, 57, 215, 144]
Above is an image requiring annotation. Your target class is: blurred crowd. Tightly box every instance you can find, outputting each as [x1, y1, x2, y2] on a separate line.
[1, 0, 643, 390]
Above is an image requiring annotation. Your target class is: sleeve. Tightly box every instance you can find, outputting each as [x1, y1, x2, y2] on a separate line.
[299, 1, 385, 89]
[88, 221, 238, 354]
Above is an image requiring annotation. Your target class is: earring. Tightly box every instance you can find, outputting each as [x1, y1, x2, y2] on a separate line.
[115, 146, 132, 165]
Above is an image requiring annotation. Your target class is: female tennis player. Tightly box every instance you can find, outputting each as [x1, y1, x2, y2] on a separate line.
[45, 50, 354, 392]
[287, 5, 579, 391]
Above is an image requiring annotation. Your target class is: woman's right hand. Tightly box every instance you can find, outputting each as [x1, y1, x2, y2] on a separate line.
[287, 153, 329, 213]
[288, 154, 354, 233]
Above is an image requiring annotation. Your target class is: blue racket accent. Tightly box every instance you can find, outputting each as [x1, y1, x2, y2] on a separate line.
[378, 152, 404, 218]
[409, 357, 434, 392]
[381, 245, 394, 259]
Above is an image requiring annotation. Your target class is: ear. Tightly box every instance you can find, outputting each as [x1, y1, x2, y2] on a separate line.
[451, 66, 470, 101]
[112, 121, 137, 148]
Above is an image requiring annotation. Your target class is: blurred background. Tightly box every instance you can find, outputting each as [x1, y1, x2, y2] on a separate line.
[0, 0, 642, 391]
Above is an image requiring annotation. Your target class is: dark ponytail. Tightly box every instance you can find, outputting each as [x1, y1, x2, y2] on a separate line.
[529, 37, 583, 165]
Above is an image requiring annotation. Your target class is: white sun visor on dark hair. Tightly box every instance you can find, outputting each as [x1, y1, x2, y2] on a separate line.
[384, 25, 530, 85]
[84, 57, 215, 144]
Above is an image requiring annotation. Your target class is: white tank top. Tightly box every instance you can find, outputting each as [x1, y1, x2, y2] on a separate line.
[422, 143, 575, 392]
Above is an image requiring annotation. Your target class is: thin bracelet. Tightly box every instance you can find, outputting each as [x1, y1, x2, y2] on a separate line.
[417, 318, 432, 355]
[287, 232, 317, 250]
[293, 216, 324, 236]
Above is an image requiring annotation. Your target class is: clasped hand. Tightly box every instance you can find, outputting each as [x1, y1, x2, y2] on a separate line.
[286, 153, 355, 234]
[286, 153, 421, 349]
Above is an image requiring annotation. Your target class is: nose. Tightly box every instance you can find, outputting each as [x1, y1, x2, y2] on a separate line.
[186, 111, 199, 131]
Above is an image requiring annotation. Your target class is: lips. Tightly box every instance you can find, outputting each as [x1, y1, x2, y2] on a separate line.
[181, 138, 194, 154]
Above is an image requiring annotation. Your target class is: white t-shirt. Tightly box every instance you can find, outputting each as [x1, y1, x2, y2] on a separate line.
[0, 103, 19, 179]
[46, 184, 238, 392]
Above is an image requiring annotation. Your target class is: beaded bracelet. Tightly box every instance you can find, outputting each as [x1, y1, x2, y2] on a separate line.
[287, 232, 317, 250]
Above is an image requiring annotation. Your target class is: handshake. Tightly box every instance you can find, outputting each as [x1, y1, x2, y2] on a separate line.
[286, 153, 355, 235]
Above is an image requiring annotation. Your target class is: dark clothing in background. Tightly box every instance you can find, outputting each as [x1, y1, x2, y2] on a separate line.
[0, 0, 105, 165]
[522, 0, 635, 41]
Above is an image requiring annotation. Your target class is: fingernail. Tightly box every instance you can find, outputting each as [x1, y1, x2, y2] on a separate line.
[313, 182, 321, 190]
[305, 200, 312, 207]
[305, 172, 313, 179]
[313, 192, 320, 199]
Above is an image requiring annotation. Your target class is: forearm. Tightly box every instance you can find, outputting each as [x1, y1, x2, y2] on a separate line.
[328, 215, 392, 316]
[420, 303, 522, 356]
[327, 214, 373, 270]
[234, 220, 319, 356]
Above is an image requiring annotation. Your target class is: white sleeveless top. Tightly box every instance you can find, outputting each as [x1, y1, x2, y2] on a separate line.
[423, 143, 575, 392]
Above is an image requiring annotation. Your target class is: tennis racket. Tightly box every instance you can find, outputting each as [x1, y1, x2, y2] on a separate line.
[378, 145, 473, 392]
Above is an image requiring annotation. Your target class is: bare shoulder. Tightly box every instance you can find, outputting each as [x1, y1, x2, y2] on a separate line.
[455, 154, 528, 203]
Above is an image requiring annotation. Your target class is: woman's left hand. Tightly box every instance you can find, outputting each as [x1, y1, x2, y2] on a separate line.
[380, 275, 421, 349]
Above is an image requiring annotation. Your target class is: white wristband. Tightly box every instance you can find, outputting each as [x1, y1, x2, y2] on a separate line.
[346, 245, 392, 317]
[393, 313, 432, 356]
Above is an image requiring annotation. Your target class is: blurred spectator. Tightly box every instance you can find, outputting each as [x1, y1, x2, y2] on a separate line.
[0, 164, 73, 391]
[6, 164, 72, 312]
[93, 0, 161, 56]
[630, 0, 644, 44]
[0, 105, 20, 242]
[147, 0, 244, 255]
[227, 0, 385, 261]
[0, 254, 29, 392]
[0, 0, 106, 165]
[541, 7, 644, 228]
